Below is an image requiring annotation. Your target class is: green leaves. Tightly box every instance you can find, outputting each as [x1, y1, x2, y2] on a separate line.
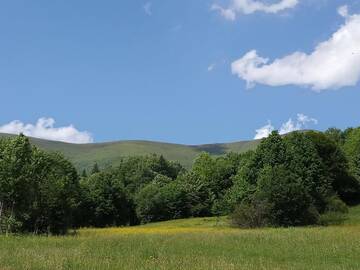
[2, 127, 360, 232]
[0, 135, 80, 235]
[230, 131, 354, 227]
[80, 170, 130, 227]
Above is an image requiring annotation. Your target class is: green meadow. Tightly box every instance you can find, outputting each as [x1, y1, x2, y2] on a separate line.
[0, 205, 359, 270]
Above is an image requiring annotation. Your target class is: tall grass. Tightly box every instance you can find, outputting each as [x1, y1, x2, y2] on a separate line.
[0, 207, 359, 270]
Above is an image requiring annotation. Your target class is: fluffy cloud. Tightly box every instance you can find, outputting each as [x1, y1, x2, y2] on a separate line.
[0, 118, 93, 144]
[254, 121, 274, 139]
[212, 0, 299, 20]
[232, 6, 360, 91]
[254, 114, 317, 139]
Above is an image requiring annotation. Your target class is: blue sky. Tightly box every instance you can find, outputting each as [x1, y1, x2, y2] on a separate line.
[0, 0, 360, 144]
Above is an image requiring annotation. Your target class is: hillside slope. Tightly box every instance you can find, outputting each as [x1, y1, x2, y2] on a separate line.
[0, 133, 260, 171]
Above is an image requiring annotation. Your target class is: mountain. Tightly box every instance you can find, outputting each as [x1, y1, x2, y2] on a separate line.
[0, 133, 260, 171]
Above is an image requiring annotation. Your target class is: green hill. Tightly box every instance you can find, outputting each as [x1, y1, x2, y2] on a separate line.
[0, 133, 260, 171]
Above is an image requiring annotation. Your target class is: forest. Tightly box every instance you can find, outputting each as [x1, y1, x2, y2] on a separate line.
[0, 128, 359, 235]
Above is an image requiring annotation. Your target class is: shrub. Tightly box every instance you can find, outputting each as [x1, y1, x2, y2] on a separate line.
[318, 196, 348, 226]
[319, 212, 347, 226]
[324, 196, 348, 214]
[256, 165, 319, 227]
[135, 180, 189, 224]
[230, 200, 270, 228]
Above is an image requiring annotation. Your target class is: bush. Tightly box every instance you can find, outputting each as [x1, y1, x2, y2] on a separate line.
[318, 196, 349, 226]
[135, 180, 189, 224]
[324, 196, 348, 214]
[256, 165, 319, 227]
[230, 200, 270, 228]
[0, 215, 22, 234]
[319, 212, 347, 226]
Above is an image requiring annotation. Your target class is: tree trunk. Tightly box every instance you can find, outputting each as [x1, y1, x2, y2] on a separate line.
[6, 202, 15, 237]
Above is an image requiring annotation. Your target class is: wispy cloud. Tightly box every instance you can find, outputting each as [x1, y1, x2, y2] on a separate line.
[211, 4, 236, 21]
[232, 6, 360, 91]
[212, 0, 299, 20]
[254, 114, 318, 139]
[337, 5, 349, 17]
[0, 118, 93, 144]
[279, 113, 318, 134]
[207, 63, 216, 72]
[143, 2, 152, 16]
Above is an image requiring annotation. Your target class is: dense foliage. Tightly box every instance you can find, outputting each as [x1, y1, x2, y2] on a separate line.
[0, 135, 79, 234]
[229, 131, 359, 227]
[0, 127, 360, 234]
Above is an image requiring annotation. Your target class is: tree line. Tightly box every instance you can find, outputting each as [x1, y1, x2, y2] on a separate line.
[0, 128, 360, 234]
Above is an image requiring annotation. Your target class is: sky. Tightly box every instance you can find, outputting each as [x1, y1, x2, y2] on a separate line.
[0, 0, 360, 144]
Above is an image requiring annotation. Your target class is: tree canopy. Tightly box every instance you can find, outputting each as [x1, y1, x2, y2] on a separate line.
[0, 127, 359, 234]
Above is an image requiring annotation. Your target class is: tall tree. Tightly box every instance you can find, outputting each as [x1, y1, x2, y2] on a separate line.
[307, 131, 360, 204]
[0, 134, 33, 234]
[284, 132, 331, 211]
[80, 170, 131, 227]
[27, 150, 80, 234]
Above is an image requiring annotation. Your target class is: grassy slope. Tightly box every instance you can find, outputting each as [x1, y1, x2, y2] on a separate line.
[0, 133, 260, 170]
[0, 206, 359, 270]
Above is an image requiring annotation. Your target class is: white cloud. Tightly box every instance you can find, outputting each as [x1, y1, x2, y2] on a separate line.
[232, 7, 360, 91]
[297, 113, 318, 125]
[143, 2, 152, 16]
[211, 4, 236, 21]
[0, 118, 93, 144]
[279, 113, 317, 133]
[212, 0, 299, 19]
[254, 121, 274, 139]
[337, 5, 348, 18]
[254, 114, 317, 139]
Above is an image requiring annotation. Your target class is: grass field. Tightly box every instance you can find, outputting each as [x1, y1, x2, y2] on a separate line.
[0, 133, 260, 170]
[0, 206, 359, 270]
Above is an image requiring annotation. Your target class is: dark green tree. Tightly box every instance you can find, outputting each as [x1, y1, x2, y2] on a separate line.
[0, 134, 33, 234]
[0, 135, 80, 234]
[81, 169, 88, 178]
[284, 132, 331, 211]
[256, 165, 318, 226]
[91, 163, 100, 174]
[80, 170, 131, 227]
[27, 150, 80, 234]
[227, 131, 287, 206]
[191, 152, 240, 215]
[307, 131, 360, 204]
[135, 179, 189, 224]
